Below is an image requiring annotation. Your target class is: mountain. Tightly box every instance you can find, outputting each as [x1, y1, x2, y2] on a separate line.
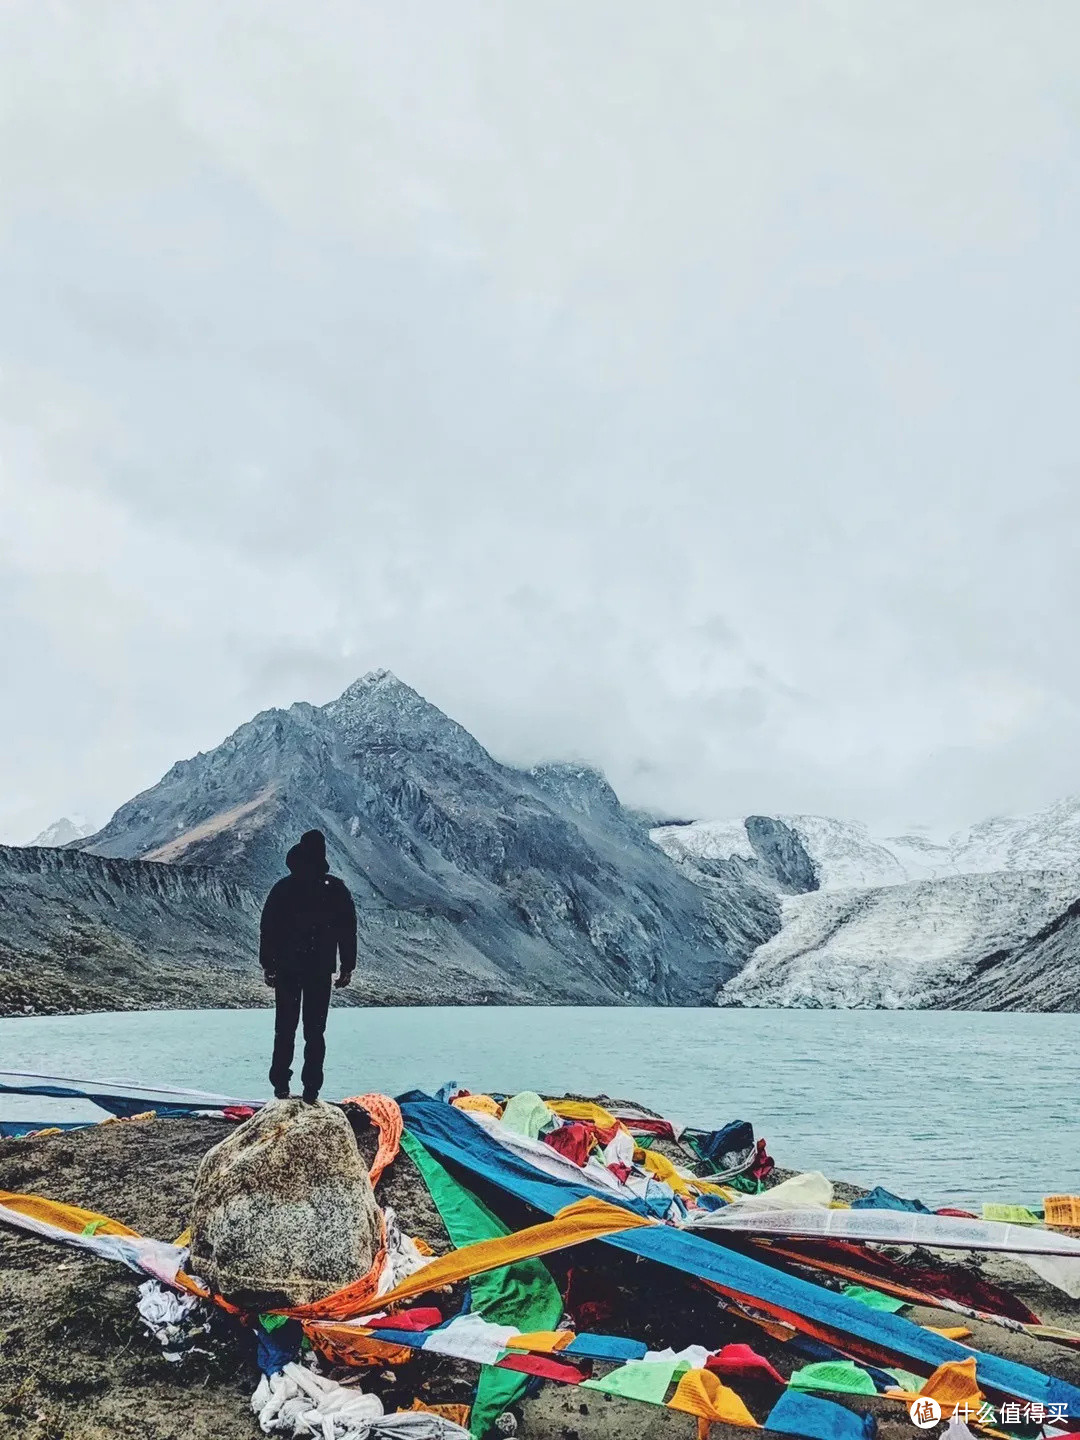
[651, 816, 820, 894]
[653, 813, 951, 890]
[56, 671, 776, 1010]
[653, 808, 1080, 1009]
[0, 838, 591, 1015]
[22, 675, 1080, 1015]
[649, 815, 819, 961]
[655, 803, 1080, 892]
[951, 896, 1080, 1010]
[28, 816, 95, 848]
[950, 798, 1080, 875]
[0, 843, 262, 1016]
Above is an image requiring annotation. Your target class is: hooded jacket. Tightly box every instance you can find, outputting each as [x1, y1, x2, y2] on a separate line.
[259, 830, 357, 979]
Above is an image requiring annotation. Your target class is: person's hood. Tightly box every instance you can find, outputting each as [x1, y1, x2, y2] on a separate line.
[286, 828, 329, 877]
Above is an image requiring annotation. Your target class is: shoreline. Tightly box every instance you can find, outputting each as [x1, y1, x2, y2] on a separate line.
[4, 995, 1078, 1019]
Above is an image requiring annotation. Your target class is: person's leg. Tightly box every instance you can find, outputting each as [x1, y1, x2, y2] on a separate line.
[299, 972, 333, 1100]
[270, 977, 302, 1097]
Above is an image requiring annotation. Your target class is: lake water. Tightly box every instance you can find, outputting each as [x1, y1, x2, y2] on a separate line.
[0, 1007, 1075, 1209]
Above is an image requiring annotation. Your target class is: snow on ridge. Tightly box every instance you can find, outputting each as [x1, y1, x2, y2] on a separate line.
[653, 797, 1080, 895]
[650, 817, 756, 865]
[780, 814, 925, 889]
[949, 796, 1080, 875]
[651, 812, 936, 890]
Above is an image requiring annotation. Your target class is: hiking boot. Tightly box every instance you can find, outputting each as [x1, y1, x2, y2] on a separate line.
[273, 1087, 290, 1100]
[301, 1090, 319, 1105]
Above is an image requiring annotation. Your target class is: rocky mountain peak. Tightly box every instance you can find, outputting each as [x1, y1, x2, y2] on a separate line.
[59, 668, 754, 1007]
[335, 667, 403, 699]
[528, 762, 622, 818]
[321, 670, 488, 763]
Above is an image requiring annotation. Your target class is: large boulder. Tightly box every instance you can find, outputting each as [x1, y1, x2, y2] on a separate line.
[189, 1099, 381, 1309]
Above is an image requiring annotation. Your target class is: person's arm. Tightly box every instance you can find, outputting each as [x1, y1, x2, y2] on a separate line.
[334, 885, 358, 988]
[260, 886, 281, 985]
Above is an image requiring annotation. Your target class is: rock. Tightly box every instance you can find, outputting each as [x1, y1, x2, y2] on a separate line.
[188, 1099, 381, 1309]
[745, 815, 819, 894]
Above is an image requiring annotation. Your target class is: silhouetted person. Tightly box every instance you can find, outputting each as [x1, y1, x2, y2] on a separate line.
[260, 829, 357, 1102]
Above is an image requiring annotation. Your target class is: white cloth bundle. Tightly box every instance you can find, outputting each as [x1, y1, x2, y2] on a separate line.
[251, 1364, 469, 1438]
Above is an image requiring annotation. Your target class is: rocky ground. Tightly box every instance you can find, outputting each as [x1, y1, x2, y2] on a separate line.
[0, 941, 267, 1018]
[0, 934, 526, 1017]
[1, 1109, 1077, 1440]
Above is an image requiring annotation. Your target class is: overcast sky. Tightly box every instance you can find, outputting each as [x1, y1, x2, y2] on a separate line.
[2, 2, 1079, 842]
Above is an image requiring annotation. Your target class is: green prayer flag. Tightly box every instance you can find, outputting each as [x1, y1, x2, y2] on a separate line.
[729, 1173, 764, 1195]
[841, 1283, 907, 1313]
[982, 1204, 1040, 1226]
[581, 1358, 689, 1404]
[789, 1361, 878, 1397]
[400, 1129, 562, 1437]
[499, 1092, 555, 1141]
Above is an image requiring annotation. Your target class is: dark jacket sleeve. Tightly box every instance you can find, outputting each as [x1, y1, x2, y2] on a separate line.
[335, 882, 358, 975]
[259, 882, 284, 974]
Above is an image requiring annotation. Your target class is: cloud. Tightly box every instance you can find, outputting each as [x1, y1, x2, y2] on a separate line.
[2, 1, 1079, 839]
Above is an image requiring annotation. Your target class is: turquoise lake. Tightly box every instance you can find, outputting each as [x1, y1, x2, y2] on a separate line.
[0, 1007, 1075, 1208]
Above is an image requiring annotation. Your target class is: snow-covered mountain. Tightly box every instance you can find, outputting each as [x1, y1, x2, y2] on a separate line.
[950, 799, 1080, 875]
[28, 815, 95, 848]
[653, 814, 929, 889]
[652, 804, 1080, 1009]
[653, 802, 1080, 891]
[22, 687, 1080, 1012]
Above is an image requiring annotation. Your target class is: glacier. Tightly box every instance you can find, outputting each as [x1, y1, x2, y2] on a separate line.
[718, 870, 1080, 1008]
[652, 806, 1080, 1009]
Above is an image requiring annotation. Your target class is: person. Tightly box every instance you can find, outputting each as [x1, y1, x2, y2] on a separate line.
[260, 829, 357, 1103]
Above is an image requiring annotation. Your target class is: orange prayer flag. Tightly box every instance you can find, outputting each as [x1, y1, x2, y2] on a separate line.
[921, 1358, 983, 1407]
[668, 1369, 759, 1428]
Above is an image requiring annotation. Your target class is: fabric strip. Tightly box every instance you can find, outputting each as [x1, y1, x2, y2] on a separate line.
[396, 1091, 1080, 1414]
